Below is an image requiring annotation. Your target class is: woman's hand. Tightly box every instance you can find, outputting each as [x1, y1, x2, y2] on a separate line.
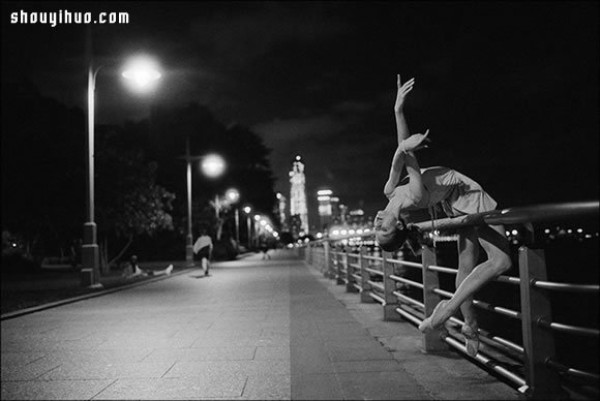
[394, 74, 415, 113]
[399, 129, 431, 153]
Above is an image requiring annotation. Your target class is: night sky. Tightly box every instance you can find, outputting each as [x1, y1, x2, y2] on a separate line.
[2, 1, 598, 227]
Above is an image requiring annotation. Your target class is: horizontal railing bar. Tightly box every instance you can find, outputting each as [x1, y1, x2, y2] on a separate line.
[546, 358, 600, 382]
[393, 291, 424, 309]
[413, 201, 599, 232]
[473, 300, 522, 320]
[363, 255, 382, 261]
[390, 274, 424, 289]
[369, 292, 385, 304]
[351, 273, 362, 281]
[387, 259, 423, 269]
[433, 288, 522, 319]
[353, 283, 362, 292]
[448, 316, 525, 355]
[348, 263, 360, 269]
[443, 336, 528, 391]
[432, 288, 453, 298]
[365, 267, 384, 276]
[395, 306, 423, 325]
[367, 281, 384, 291]
[494, 275, 521, 285]
[533, 281, 599, 293]
[538, 319, 600, 337]
[428, 265, 458, 274]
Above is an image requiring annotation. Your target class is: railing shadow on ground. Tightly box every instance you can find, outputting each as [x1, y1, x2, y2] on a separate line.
[299, 201, 599, 400]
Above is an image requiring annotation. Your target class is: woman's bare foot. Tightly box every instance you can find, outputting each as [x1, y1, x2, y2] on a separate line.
[418, 300, 451, 333]
[461, 322, 480, 357]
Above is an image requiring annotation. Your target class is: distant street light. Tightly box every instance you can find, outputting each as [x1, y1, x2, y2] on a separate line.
[225, 188, 240, 249]
[183, 140, 226, 266]
[81, 44, 161, 288]
[243, 206, 252, 248]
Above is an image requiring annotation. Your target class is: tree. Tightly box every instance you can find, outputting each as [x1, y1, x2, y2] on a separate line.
[95, 126, 175, 271]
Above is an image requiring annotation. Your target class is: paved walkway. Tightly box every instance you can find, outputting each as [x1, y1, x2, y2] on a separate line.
[1, 250, 523, 400]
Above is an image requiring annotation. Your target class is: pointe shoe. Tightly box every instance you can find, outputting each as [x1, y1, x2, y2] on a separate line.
[461, 323, 480, 357]
[418, 300, 449, 333]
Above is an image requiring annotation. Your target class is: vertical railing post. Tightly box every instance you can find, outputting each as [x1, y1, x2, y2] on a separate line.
[326, 247, 335, 279]
[421, 244, 447, 352]
[307, 243, 313, 265]
[336, 251, 345, 285]
[383, 251, 402, 321]
[346, 253, 359, 293]
[360, 246, 375, 303]
[323, 241, 330, 275]
[519, 246, 562, 399]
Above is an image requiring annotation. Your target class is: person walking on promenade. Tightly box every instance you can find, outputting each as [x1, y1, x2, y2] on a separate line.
[193, 230, 213, 276]
[374, 74, 512, 357]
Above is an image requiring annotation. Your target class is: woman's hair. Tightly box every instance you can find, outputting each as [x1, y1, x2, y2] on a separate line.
[377, 220, 423, 253]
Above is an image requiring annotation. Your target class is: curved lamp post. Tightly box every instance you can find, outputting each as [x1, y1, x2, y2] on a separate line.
[81, 55, 161, 288]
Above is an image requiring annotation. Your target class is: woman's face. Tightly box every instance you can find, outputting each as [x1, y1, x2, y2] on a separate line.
[374, 210, 397, 244]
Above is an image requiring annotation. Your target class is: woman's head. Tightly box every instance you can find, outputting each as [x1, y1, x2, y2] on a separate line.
[374, 210, 410, 252]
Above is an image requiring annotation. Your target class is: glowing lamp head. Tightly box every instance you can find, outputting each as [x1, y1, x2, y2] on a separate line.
[122, 55, 162, 93]
[225, 188, 240, 203]
[201, 154, 226, 178]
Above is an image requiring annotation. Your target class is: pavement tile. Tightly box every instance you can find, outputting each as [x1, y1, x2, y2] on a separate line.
[164, 360, 291, 377]
[0, 351, 46, 368]
[44, 349, 154, 365]
[1, 379, 114, 400]
[141, 346, 257, 363]
[92, 376, 245, 399]
[191, 335, 289, 347]
[325, 341, 395, 362]
[336, 371, 431, 400]
[332, 359, 406, 373]
[242, 374, 291, 400]
[1, 356, 61, 381]
[2, 337, 107, 353]
[96, 336, 195, 350]
[291, 373, 343, 400]
[254, 346, 290, 360]
[36, 361, 174, 380]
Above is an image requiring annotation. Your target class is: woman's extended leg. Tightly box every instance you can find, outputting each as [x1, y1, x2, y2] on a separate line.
[419, 224, 511, 332]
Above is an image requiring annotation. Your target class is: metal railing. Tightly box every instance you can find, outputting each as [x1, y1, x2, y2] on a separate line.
[300, 201, 599, 400]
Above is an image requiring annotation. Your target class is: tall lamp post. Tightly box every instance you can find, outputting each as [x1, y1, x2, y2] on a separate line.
[184, 150, 226, 266]
[243, 206, 252, 249]
[224, 188, 240, 250]
[81, 50, 161, 288]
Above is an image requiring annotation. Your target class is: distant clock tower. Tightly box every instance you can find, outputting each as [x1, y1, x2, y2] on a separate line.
[289, 155, 309, 235]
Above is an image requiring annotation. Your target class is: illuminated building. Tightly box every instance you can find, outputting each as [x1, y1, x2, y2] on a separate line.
[317, 189, 333, 230]
[275, 192, 289, 231]
[289, 155, 309, 235]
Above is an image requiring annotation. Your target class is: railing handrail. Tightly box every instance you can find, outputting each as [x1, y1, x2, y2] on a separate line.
[309, 201, 598, 244]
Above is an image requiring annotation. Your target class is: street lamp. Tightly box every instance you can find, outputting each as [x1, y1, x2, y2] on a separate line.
[243, 206, 252, 248]
[225, 188, 240, 249]
[81, 52, 161, 288]
[184, 145, 226, 266]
